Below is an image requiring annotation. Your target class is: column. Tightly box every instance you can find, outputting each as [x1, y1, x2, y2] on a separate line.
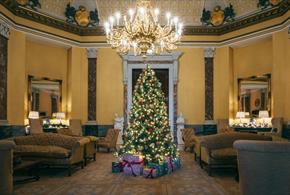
[204, 48, 215, 121]
[67, 47, 88, 123]
[0, 22, 9, 122]
[87, 48, 97, 122]
[7, 30, 26, 125]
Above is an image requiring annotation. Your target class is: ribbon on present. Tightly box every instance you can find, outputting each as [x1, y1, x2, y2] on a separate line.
[166, 156, 174, 173]
[122, 159, 144, 176]
[143, 167, 157, 178]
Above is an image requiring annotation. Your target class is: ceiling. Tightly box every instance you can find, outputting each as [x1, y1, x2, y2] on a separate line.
[39, 0, 259, 26]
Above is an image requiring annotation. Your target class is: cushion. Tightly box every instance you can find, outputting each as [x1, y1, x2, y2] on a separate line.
[210, 148, 237, 160]
[14, 145, 70, 159]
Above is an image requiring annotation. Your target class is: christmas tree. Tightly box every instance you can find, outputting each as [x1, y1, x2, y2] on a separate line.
[118, 66, 178, 164]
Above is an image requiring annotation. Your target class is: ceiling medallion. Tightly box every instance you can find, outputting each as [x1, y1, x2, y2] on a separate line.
[104, 0, 183, 57]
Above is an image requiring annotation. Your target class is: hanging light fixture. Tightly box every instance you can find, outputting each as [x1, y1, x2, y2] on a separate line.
[104, 0, 183, 56]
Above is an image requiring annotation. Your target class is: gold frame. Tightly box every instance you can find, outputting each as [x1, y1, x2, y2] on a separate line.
[28, 75, 62, 118]
[238, 74, 271, 117]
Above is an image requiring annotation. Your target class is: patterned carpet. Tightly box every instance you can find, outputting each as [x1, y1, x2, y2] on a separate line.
[14, 152, 240, 195]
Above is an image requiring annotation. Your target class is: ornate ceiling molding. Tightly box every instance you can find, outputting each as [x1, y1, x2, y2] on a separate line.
[0, 0, 289, 36]
[0, 19, 10, 38]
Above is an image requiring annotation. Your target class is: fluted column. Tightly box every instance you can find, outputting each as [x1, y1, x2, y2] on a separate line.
[87, 48, 97, 122]
[204, 48, 215, 121]
[0, 22, 10, 122]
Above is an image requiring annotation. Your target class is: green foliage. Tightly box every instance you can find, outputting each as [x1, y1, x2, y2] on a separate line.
[118, 66, 178, 164]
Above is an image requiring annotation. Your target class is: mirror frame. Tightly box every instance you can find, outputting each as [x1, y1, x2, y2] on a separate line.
[28, 75, 63, 118]
[238, 73, 271, 117]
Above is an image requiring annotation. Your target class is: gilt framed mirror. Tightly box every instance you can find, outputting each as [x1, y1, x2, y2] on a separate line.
[238, 74, 271, 118]
[28, 75, 62, 118]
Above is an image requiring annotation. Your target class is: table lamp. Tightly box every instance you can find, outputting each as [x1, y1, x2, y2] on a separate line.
[55, 112, 65, 119]
[259, 110, 269, 125]
[28, 111, 39, 119]
[236, 111, 245, 124]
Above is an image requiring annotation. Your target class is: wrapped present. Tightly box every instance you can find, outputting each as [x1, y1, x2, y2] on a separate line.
[112, 161, 123, 173]
[143, 167, 158, 178]
[122, 154, 144, 176]
[148, 162, 167, 177]
[166, 156, 181, 173]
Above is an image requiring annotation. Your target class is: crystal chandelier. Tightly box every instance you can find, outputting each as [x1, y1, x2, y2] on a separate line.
[104, 0, 183, 56]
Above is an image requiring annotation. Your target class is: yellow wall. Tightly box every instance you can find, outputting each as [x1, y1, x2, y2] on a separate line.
[272, 29, 290, 120]
[214, 46, 234, 120]
[97, 48, 123, 125]
[26, 40, 68, 114]
[177, 48, 205, 124]
[232, 39, 273, 117]
[67, 47, 88, 123]
[7, 30, 27, 125]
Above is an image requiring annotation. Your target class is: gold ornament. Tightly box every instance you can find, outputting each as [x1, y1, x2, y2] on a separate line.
[75, 6, 90, 27]
[269, 0, 281, 6]
[211, 6, 225, 26]
[16, 0, 28, 5]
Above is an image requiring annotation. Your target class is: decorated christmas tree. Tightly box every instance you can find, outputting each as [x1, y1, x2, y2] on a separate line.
[118, 66, 178, 164]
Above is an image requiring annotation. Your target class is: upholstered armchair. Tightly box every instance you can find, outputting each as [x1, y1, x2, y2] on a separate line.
[200, 132, 272, 176]
[217, 119, 234, 134]
[29, 119, 43, 134]
[0, 140, 15, 194]
[57, 119, 98, 164]
[258, 117, 286, 141]
[96, 129, 120, 152]
[234, 140, 290, 195]
[181, 128, 196, 152]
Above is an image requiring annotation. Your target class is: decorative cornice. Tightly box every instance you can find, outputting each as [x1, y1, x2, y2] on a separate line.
[86, 48, 97, 58]
[0, 0, 289, 36]
[0, 20, 10, 38]
[204, 48, 215, 58]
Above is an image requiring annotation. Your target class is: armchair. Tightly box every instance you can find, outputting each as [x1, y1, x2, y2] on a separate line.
[29, 119, 43, 134]
[57, 119, 98, 164]
[217, 119, 234, 134]
[96, 129, 120, 152]
[200, 132, 272, 176]
[181, 128, 196, 152]
[234, 140, 290, 195]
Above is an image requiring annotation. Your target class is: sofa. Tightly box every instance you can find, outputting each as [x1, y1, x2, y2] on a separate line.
[234, 140, 290, 195]
[200, 132, 272, 176]
[12, 133, 89, 176]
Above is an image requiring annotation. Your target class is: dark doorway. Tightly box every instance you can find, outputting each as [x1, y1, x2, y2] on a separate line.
[132, 68, 169, 114]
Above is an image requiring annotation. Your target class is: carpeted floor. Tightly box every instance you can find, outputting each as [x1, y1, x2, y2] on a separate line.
[14, 152, 240, 195]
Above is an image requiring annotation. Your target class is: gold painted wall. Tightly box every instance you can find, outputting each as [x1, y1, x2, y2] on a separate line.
[97, 48, 123, 125]
[7, 30, 27, 125]
[272, 29, 290, 121]
[214, 46, 234, 120]
[26, 40, 68, 114]
[177, 48, 205, 124]
[232, 39, 273, 117]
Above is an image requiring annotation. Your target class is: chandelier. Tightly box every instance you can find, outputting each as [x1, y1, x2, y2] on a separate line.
[104, 0, 183, 56]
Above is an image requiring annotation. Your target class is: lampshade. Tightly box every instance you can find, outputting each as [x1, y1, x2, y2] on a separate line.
[259, 110, 269, 118]
[28, 111, 39, 119]
[236, 112, 245, 119]
[55, 112, 65, 119]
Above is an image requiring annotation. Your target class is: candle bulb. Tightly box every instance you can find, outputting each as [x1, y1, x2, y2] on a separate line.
[109, 16, 114, 29]
[173, 17, 178, 29]
[128, 9, 134, 22]
[166, 12, 171, 25]
[154, 8, 159, 22]
[115, 12, 121, 26]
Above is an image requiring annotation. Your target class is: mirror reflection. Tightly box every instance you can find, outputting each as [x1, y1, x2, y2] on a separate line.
[238, 74, 271, 118]
[29, 77, 62, 118]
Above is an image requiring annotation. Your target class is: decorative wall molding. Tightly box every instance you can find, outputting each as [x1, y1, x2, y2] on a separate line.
[0, 0, 289, 36]
[204, 48, 216, 58]
[86, 48, 98, 58]
[0, 21, 10, 39]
